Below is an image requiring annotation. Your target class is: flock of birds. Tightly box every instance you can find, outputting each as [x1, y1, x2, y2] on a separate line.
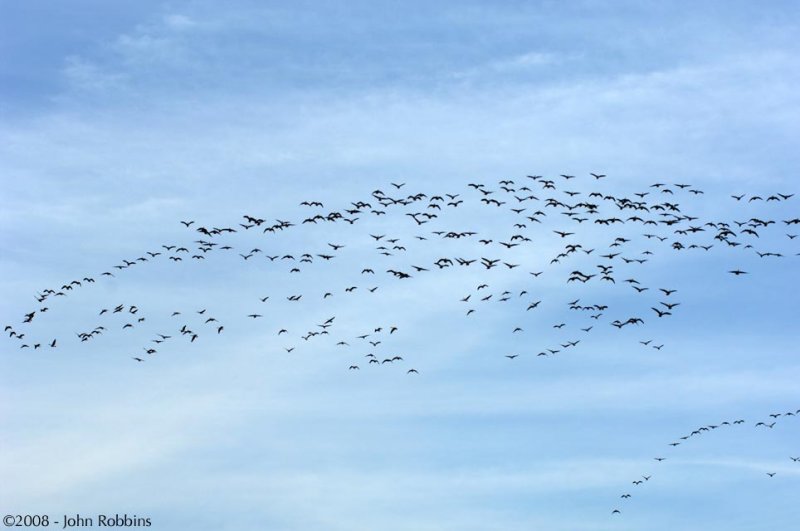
[5, 172, 798, 519]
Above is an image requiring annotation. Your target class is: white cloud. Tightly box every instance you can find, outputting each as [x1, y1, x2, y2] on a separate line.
[62, 56, 127, 93]
[163, 13, 196, 30]
[453, 50, 568, 79]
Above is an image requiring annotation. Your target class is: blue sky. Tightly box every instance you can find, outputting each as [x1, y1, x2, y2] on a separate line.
[1, 1, 799, 530]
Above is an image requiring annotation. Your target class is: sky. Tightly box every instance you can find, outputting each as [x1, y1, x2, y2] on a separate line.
[1, 1, 799, 530]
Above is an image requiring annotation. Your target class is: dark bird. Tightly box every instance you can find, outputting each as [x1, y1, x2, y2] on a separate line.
[651, 307, 671, 317]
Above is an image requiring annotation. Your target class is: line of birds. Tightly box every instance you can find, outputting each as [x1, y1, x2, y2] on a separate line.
[611, 406, 800, 516]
